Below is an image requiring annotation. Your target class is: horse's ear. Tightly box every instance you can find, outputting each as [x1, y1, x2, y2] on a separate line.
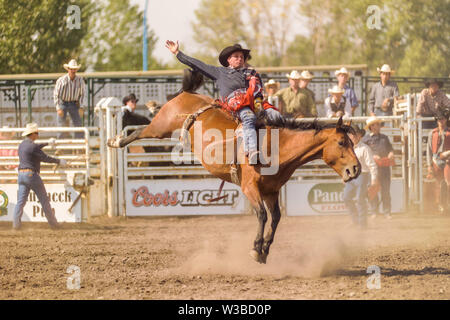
[336, 116, 343, 129]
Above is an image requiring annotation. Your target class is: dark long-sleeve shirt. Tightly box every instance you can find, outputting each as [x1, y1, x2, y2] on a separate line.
[362, 133, 394, 158]
[176, 51, 263, 100]
[18, 138, 60, 173]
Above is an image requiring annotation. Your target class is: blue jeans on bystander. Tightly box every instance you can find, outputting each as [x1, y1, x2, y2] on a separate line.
[57, 101, 84, 139]
[343, 172, 370, 227]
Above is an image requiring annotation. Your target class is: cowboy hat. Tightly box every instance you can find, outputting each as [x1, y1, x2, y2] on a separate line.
[365, 116, 383, 129]
[377, 64, 394, 73]
[219, 44, 250, 67]
[335, 67, 349, 77]
[264, 79, 280, 90]
[63, 59, 81, 70]
[328, 85, 345, 94]
[123, 93, 139, 105]
[425, 78, 444, 89]
[300, 70, 314, 80]
[22, 123, 39, 137]
[286, 70, 301, 79]
[434, 108, 450, 120]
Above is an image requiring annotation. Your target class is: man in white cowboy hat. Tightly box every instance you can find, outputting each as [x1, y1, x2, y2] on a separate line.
[334, 67, 359, 115]
[165, 40, 284, 165]
[264, 79, 280, 109]
[362, 116, 395, 219]
[324, 85, 352, 118]
[368, 64, 399, 117]
[12, 123, 67, 230]
[53, 59, 85, 139]
[417, 78, 450, 129]
[274, 70, 316, 117]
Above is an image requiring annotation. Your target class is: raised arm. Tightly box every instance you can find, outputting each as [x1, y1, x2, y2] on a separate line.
[166, 40, 221, 80]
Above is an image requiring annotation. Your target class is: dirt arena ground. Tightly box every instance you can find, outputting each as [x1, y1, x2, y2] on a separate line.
[0, 212, 449, 300]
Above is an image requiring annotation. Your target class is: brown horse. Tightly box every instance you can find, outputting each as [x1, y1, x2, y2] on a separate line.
[108, 91, 360, 264]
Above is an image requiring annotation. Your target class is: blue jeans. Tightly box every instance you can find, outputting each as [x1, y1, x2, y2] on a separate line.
[57, 102, 84, 139]
[370, 167, 391, 215]
[237, 107, 257, 154]
[344, 172, 370, 227]
[13, 172, 58, 228]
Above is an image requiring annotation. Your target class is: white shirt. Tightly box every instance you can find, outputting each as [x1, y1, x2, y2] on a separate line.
[324, 96, 352, 119]
[354, 140, 378, 182]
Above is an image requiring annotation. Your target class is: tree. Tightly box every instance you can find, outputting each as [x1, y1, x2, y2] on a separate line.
[80, 0, 164, 71]
[0, 0, 92, 74]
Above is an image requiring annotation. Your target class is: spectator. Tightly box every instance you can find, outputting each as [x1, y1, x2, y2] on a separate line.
[368, 64, 399, 117]
[334, 67, 359, 115]
[13, 123, 67, 230]
[324, 85, 352, 119]
[363, 116, 395, 219]
[426, 110, 450, 213]
[300, 70, 316, 105]
[121, 93, 150, 130]
[417, 79, 450, 129]
[145, 100, 162, 121]
[343, 126, 378, 228]
[264, 79, 280, 110]
[53, 59, 85, 139]
[274, 70, 316, 118]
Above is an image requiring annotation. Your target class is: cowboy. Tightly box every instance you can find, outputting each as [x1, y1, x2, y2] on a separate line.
[264, 79, 280, 110]
[334, 67, 359, 115]
[324, 85, 352, 118]
[121, 93, 150, 130]
[417, 79, 450, 129]
[165, 40, 283, 165]
[274, 70, 316, 117]
[343, 126, 378, 228]
[362, 116, 395, 219]
[426, 110, 450, 213]
[368, 64, 399, 117]
[53, 59, 85, 139]
[13, 123, 67, 230]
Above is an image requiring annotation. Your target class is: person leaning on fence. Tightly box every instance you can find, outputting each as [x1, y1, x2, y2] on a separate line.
[417, 79, 450, 129]
[324, 85, 352, 119]
[362, 116, 395, 220]
[121, 93, 150, 129]
[264, 79, 280, 110]
[53, 59, 85, 139]
[13, 123, 67, 230]
[334, 67, 359, 115]
[273, 70, 316, 118]
[165, 40, 284, 165]
[368, 64, 399, 117]
[426, 110, 450, 213]
[343, 126, 378, 228]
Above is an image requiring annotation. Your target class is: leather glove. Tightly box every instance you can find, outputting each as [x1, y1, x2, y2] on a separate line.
[265, 108, 285, 125]
[48, 138, 56, 149]
[59, 159, 67, 167]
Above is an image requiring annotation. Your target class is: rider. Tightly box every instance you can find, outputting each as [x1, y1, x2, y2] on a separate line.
[165, 40, 284, 165]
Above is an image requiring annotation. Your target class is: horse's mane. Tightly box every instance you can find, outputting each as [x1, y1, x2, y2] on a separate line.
[258, 114, 356, 135]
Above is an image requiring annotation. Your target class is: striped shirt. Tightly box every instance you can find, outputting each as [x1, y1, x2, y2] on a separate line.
[53, 74, 85, 109]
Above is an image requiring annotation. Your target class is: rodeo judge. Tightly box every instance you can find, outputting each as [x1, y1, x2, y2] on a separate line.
[13, 123, 67, 230]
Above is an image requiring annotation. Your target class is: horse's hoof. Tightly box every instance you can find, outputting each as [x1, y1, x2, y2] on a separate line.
[249, 249, 261, 263]
[259, 253, 267, 264]
[107, 136, 121, 148]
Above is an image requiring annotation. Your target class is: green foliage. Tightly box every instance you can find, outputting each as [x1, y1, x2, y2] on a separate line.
[0, 0, 92, 74]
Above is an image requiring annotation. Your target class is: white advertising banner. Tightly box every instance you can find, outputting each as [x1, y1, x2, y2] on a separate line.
[286, 179, 404, 216]
[125, 179, 247, 216]
[0, 184, 82, 223]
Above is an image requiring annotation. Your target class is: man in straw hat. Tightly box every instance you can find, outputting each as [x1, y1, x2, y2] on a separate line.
[165, 40, 283, 165]
[273, 70, 316, 117]
[362, 116, 395, 219]
[334, 67, 359, 115]
[53, 59, 85, 139]
[13, 123, 67, 230]
[343, 126, 378, 228]
[368, 64, 399, 117]
[417, 78, 450, 129]
[264, 79, 280, 109]
[426, 109, 450, 213]
[324, 85, 352, 118]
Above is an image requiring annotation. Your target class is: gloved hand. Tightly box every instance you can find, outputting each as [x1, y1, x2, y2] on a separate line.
[440, 150, 450, 160]
[265, 107, 285, 125]
[48, 138, 56, 149]
[59, 159, 67, 167]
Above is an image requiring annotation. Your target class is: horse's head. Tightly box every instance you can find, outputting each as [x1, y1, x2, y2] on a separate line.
[321, 117, 361, 182]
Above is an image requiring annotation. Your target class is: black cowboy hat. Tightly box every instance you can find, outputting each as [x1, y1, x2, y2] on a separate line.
[434, 108, 450, 121]
[123, 93, 139, 105]
[425, 78, 444, 89]
[219, 44, 250, 67]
